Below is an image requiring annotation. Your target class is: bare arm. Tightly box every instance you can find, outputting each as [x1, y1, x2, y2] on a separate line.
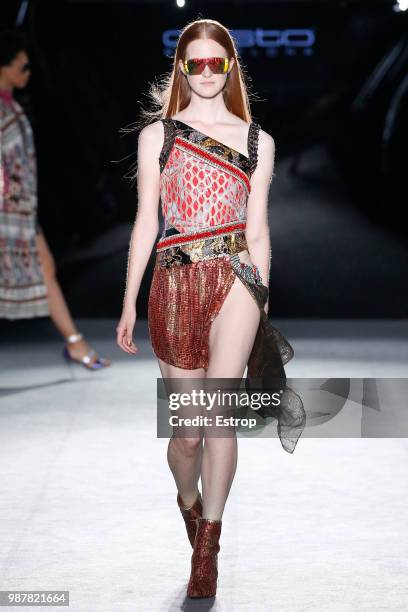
[245, 129, 275, 312]
[117, 120, 163, 353]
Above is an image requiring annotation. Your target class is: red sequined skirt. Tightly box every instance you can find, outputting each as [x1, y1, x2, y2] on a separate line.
[148, 223, 266, 370]
[148, 255, 238, 370]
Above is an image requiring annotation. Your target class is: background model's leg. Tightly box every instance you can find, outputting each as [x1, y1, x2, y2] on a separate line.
[36, 232, 110, 366]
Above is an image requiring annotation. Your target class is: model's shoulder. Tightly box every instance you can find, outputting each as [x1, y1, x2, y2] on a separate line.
[257, 127, 275, 153]
[138, 119, 164, 142]
[137, 120, 168, 158]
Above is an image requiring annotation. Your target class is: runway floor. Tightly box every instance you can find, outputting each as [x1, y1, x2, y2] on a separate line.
[0, 318, 407, 611]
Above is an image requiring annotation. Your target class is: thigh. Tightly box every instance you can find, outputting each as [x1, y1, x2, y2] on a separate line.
[157, 357, 205, 379]
[207, 269, 260, 379]
[35, 232, 56, 278]
[157, 357, 206, 438]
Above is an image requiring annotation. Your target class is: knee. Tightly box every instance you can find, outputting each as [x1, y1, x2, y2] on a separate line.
[171, 436, 202, 458]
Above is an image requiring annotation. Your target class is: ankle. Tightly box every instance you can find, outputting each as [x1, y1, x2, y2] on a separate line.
[178, 489, 200, 509]
[201, 507, 223, 521]
[65, 332, 83, 341]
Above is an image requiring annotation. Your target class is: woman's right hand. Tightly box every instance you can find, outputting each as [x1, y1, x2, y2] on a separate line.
[116, 305, 138, 354]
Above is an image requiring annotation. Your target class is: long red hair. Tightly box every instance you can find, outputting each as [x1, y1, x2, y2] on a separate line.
[140, 18, 256, 127]
[121, 19, 257, 181]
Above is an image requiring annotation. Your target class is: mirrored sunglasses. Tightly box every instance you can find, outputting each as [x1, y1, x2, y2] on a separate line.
[183, 57, 230, 76]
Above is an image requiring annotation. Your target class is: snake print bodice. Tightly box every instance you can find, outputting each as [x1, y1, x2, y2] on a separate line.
[159, 118, 261, 234]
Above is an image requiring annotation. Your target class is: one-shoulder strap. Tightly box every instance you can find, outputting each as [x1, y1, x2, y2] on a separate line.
[159, 117, 177, 173]
[247, 121, 261, 175]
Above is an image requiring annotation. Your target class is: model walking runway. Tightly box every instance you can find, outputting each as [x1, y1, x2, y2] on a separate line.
[116, 17, 306, 600]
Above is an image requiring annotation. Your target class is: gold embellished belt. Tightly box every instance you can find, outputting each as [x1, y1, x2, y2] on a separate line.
[155, 222, 248, 266]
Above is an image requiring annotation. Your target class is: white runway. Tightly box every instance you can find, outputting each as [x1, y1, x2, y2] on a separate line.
[0, 319, 407, 612]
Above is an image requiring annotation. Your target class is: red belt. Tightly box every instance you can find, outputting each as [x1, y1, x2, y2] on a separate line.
[156, 221, 246, 252]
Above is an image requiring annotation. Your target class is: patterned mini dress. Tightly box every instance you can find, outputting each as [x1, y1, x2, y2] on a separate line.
[148, 118, 306, 452]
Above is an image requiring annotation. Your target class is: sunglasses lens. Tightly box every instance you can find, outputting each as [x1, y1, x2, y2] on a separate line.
[215, 58, 229, 74]
[185, 59, 202, 75]
[208, 58, 228, 74]
[185, 57, 229, 75]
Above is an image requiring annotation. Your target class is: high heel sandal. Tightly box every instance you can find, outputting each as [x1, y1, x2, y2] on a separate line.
[177, 491, 203, 548]
[187, 517, 222, 598]
[62, 333, 111, 370]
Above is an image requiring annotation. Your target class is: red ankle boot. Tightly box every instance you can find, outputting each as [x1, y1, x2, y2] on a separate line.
[187, 517, 222, 598]
[177, 491, 203, 548]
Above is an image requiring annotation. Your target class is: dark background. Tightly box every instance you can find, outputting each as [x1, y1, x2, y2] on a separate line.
[2, 0, 407, 318]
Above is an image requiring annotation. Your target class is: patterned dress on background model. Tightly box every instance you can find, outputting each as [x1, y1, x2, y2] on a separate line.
[0, 89, 48, 319]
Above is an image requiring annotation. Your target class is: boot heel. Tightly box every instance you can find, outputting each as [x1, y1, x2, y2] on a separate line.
[187, 517, 222, 598]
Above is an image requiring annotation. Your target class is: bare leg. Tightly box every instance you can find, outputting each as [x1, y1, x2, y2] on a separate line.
[36, 232, 110, 365]
[158, 251, 260, 515]
[159, 358, 205, 508]
[201, 256, 261, 520]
